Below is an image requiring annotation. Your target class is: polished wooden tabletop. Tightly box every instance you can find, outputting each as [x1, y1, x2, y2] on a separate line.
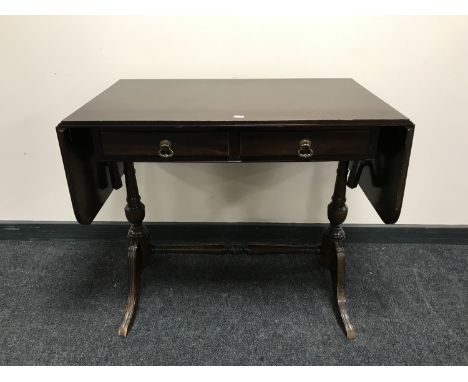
[63, 78, 409, 125]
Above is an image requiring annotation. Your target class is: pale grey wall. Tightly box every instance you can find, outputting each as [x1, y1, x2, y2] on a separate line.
[0, 16, 467, 223]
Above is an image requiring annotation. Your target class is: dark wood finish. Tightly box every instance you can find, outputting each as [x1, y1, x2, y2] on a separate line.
[356, 125, 415, 223]
[152, 243, 318, 255]
[118, 162, 151, 337]
[98, 127, 376, 162]
[55, 78, 415, 340]
[240, 129, 373, 161]
[62, 79, 409, 123]
[57, 79, 413, 224]
[100, 131, 229, 161]
[56, 127, 123, 224]
[320, 161, 356, 340]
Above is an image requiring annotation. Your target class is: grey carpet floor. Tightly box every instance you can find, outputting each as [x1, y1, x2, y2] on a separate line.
[0, 240, 466, 365]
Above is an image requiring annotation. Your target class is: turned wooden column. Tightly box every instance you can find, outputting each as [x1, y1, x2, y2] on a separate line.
[124, 162, 148, 241]
[118, 162, 150, 337]
[323, 161, 348, 246]
[320, 161, 356, 340]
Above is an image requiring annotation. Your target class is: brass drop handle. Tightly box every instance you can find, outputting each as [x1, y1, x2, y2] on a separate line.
[158, 139, 174, 158]
[297, 138, 314, 158]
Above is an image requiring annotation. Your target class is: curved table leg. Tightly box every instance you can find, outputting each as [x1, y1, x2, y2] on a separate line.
[118, 162, 151, 337]
[118, 240, 141, 337]
[321, 238, 356, 340]
[320, 161, 356, 340]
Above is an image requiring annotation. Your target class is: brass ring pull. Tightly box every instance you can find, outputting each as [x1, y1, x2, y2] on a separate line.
[158, 139, 174, 158]
[297, 138, 314, 158]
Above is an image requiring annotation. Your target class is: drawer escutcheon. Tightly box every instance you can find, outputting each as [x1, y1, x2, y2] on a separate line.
[297, 139, 314, 158]
[158, 139, 174, 158]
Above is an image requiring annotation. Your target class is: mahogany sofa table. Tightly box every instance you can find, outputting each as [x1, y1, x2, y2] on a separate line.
[56, 78, 414, 340]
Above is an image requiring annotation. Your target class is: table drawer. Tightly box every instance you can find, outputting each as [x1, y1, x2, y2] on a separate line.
[240, 129, 373, 160]
[100, 131, 229, 161]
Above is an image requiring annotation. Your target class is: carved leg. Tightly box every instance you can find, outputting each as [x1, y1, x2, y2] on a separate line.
[118, 240, 140, 337]
[320, 161, 356, 340]
[118, 162, 150, 337]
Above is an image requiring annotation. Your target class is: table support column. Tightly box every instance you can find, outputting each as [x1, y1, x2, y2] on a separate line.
[320, 161, 357, 340]
[118, 162, 151, 337]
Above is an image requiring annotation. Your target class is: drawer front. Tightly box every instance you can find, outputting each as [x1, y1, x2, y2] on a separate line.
[100, 131, 229, 161]
[240, 129, 373, 161]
